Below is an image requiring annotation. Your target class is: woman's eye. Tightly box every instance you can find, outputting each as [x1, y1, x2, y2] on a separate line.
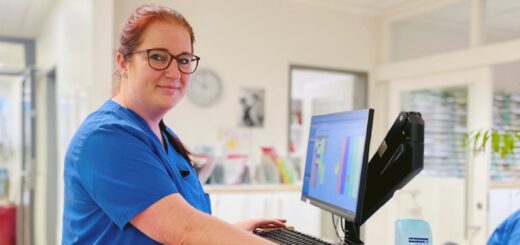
[150, 54, 168, 62]
[178, 58, 190, 65]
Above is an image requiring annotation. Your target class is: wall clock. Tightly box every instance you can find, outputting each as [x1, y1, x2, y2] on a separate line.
[187, 68, 223, 107]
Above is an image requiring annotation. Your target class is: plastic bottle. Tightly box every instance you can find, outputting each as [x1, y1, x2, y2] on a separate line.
[395, 191, 433, 245]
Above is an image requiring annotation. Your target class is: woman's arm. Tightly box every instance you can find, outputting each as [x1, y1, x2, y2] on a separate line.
[131, 193, 276, 245]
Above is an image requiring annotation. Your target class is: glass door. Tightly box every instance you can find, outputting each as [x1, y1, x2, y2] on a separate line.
[364, 68, 493, 245]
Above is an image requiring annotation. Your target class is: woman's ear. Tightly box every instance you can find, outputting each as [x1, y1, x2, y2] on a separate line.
[116, 52, 127, 76]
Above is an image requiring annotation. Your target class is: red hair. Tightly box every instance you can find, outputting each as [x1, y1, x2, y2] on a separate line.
[118, 4, 195, 58]
[118, 5, 195, 164]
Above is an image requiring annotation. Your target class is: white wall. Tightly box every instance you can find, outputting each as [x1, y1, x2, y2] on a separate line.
[35, 0, 113, 244]
[35, 4, 60, 244]
[493, 61, 520, 92]
[391, 20, 469, 61]
[113, 0, 380, 162]
[36, 1, 91, 243]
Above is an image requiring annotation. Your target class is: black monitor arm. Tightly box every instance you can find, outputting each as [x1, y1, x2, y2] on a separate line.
[360, 112, 424, 224]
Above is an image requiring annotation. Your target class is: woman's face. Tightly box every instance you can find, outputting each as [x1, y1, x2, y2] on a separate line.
[123, 21, 192, 113]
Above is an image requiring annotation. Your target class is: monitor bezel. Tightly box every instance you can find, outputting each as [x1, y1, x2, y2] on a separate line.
[300, 108, 374, 224]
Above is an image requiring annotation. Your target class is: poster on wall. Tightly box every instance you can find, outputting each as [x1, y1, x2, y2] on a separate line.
[239, 88, 265, 127]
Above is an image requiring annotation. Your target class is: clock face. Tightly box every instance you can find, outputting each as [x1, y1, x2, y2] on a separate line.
[187, 69, 223, 107]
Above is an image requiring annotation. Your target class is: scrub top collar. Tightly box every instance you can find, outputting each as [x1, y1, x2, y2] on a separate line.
[109, 99, 168, 155]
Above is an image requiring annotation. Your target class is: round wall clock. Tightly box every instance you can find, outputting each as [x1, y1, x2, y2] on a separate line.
[187, 68, 223, 107]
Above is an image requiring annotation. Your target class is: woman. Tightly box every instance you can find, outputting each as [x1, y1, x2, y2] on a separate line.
[488, 209, 520, 245]
[62, 5, 284, 244]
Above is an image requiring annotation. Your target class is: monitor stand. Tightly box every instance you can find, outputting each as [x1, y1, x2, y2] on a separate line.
[343, 220, 364, 245]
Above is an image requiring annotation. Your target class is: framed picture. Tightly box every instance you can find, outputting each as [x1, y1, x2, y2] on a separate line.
[239, 88, 265, 127]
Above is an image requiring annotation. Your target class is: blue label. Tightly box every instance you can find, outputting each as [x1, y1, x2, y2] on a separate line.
[409, 237, 429, 244]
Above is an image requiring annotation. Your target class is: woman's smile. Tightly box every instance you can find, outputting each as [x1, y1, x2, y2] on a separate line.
[157, 84, 181, 94]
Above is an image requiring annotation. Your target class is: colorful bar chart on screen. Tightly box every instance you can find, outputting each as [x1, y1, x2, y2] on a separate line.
[304, 116, 368, 213]
[301, 109, 372, 217]
[310, 136, 327, 188]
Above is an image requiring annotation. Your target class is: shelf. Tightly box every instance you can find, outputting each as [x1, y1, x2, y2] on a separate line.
[203, 184, 302, 193]
[490, 182, 520, 189]
[491, 92, 520, 183]
[401, 89, 468, 178]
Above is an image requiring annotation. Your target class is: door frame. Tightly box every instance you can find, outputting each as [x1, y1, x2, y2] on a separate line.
[0, 36, 36, 245]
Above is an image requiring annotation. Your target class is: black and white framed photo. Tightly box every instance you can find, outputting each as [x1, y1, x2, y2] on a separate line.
[238, 88, 265, 127]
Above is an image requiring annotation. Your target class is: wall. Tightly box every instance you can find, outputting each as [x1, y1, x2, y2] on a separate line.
[113, 0, 381, 162]
[35, 0, 113, 244]
[493, 61, 520, 92]
[36, 1, 89, 243]
[391, 20, 469, 61]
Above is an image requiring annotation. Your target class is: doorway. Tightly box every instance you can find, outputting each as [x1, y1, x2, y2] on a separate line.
[288, 65, 368, 240]
[0, 37, 36, 245]
[288, 65, 368, 173]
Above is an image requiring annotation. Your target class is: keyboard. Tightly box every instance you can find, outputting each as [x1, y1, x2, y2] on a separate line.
[255, 228, 332, 245]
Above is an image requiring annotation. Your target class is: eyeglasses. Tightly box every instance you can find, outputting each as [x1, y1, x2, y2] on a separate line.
[131, 48, 200, 74]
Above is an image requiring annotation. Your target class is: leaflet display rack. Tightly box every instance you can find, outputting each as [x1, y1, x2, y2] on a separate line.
[491, 92, 520, 183]
[401, 89, 467, 178]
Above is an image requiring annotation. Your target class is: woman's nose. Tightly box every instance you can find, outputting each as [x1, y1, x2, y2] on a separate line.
[165, 60, 181, 79]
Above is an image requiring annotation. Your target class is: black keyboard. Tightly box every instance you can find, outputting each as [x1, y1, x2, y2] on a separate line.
[255, 228, 332, 245]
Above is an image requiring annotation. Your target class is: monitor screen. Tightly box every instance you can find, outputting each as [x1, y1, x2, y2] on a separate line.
[301, 109, 373, 223]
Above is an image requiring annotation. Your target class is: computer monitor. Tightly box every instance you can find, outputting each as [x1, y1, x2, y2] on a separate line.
[299, 110, 424, 245]
[301, 109, 374, 225]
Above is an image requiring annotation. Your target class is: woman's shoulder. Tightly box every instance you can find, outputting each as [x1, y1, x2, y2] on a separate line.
[86, 100, 144, 131]
[71, 100, 152, 147]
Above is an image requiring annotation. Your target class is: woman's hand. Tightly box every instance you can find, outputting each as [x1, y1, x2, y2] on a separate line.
[234, 218, 287, 232]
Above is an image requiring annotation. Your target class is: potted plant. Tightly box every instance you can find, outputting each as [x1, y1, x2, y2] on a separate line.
[465, 130, 520, 158]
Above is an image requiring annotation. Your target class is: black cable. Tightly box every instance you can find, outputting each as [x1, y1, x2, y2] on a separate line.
[341, 217, 345, 232]
[332, 214, 339, 239]
[331, 214, 344, 243]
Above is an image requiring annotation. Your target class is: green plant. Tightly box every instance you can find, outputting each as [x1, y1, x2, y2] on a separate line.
[464, 130, 520, 158]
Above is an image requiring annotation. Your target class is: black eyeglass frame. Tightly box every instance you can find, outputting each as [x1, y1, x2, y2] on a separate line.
[130, 48, 201, 74]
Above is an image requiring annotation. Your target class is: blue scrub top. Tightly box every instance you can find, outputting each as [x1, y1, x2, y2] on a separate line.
[488, 209, 520, 245]
[62, 100, 211, 244]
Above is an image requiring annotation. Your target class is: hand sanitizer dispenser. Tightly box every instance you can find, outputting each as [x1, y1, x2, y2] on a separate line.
[395, 191, 432, 245]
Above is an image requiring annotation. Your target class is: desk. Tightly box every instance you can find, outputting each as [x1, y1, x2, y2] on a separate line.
[204, 184, 321, 237]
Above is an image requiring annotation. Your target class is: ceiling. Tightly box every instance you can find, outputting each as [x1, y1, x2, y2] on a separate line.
[0, 0, 56, 38]
[0, 0, 518, 49]
[485, 0, 520, 34]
